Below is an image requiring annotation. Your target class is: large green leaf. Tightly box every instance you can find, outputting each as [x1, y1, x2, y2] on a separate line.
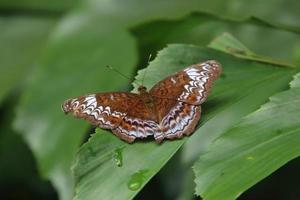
[0, 16, 55, 105]
[193, 73, 300, 199]
[72, 44, 296, 200]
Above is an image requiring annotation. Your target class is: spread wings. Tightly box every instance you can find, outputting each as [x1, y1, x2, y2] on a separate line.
[62, 60, 221, 143]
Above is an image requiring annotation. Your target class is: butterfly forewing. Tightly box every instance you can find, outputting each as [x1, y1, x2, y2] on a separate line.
[62, 93, 132, 128]
[62, 92, 161, 142]
[149, 60, 221, 105]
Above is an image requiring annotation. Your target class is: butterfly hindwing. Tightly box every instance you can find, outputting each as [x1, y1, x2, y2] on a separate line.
[110, 95, 161, 142]
[152, 97, 201, 142]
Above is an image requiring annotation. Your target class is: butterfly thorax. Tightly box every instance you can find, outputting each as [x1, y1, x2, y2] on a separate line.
[138, 85, 160, 122]
[138, 85, 153, 104]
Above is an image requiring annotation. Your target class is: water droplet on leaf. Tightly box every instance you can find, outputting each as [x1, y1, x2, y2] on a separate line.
[127, 169, 149, 191]
[113, 147, 124, 167]
[246, 156, 254, 160]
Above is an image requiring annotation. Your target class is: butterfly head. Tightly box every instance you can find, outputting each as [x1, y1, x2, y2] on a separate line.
[138, 85, 148, 94]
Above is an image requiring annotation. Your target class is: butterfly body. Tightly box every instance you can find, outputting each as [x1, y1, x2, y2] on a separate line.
[62, 60, 221, 143]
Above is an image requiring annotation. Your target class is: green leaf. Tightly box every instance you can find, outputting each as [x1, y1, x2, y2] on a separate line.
[193, 72, 300, 199]
[208, 32, 297, 68]
[0, 16, 55, 105]
[209, 32, 253, 54]
[13, 13, 137, 200]
[72, 44, 296, 200]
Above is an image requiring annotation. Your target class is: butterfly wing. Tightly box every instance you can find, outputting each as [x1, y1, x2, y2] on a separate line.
[62, 92, 161, 143]
[149, 60, 221, 141]
[152, 97, 201, 142]
[149, 60, 221, 105]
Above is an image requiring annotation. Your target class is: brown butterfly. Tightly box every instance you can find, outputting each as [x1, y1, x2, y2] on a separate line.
[62, 60, 221, 143]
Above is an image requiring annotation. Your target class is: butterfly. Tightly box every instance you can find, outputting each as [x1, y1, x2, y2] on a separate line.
[62, 60, 221, 143]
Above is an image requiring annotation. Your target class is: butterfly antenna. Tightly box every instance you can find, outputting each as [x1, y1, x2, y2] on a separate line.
[141, 54, 152, 86]
[106, 65, 142, 86]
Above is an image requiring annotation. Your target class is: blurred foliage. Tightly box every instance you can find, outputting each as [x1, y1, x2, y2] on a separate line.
[0, 95, 57, 200]
[0, 16, 56, 105]
[0, 0, 299, 200]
